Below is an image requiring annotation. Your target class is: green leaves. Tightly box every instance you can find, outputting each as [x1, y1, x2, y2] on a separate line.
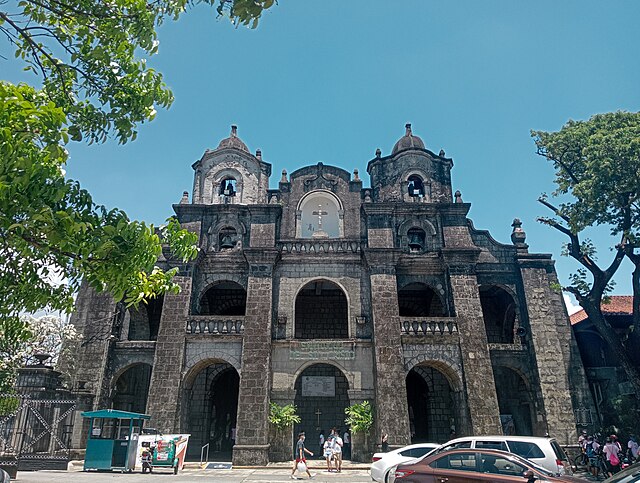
[344, 401, 373, 434]
[268, 402, 301, 431]
[0, 82, 199, 322]
[1, 1, 275, 144]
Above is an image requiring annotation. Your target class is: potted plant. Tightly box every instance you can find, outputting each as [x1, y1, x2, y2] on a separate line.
[344, 401, 374, 462]
[268, 403, 301, 462]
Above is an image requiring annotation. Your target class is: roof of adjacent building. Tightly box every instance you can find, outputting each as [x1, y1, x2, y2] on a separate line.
[570, 295, 633, 325]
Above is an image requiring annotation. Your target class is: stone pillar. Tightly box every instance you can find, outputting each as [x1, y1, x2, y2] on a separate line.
[518, 258, 578, 444]
[449, 270, 502, 435]
[146, 276, 191, 432]
[368, 267, 411, 449]
[233, 269, 274, 465]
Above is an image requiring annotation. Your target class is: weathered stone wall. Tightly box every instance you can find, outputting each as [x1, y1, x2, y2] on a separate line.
[146, 276, 191, 433]
[518, 261, 578, 444]
[369, 271, 411, 448]
[449, 272, 502, 434]
[233, 272, 274, 466]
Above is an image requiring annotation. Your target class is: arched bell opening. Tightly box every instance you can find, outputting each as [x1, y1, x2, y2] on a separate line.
[293, 363, 350, 451]
[294, 280, 348, 339]
[218, 226, 238, 250]
[406, 365, 459, 443]
[492, 366, 534, 436]
[479, 286, 517, 344]
[219, 177, 237, 197]
[407, 228, 427, 253]
[183, 361, 240, 461]
[111, 363, 152, 414]
[127, 296, 163, 341]
[198, 282, 247, 316]
[407, 175, 425, 198]
[398, 283, 446, 317]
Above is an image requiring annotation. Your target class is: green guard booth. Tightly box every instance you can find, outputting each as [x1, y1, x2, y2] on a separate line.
[82, 409, 150, 472]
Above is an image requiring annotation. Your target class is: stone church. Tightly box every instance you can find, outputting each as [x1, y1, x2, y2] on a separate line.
[63, 124, 597, 465]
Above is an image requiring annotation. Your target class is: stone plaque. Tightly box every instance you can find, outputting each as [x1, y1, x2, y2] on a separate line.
[289, 341, 355, 360]
[301, 376, 335, 397]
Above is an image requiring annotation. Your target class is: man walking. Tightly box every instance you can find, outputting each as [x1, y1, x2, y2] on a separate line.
[291, 432, 314, 480]
[333, 429, 343, 473]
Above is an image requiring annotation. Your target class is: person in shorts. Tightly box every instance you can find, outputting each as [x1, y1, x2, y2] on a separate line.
[323, 435, 334, 472]
[291, 432, 314, 480]
[333, 429, 343, 472]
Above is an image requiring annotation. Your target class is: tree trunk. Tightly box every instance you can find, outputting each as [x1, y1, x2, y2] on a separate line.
[628, 262, 640, 366]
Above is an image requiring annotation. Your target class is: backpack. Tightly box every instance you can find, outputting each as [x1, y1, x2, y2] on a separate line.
[586, 442, 596, 457]
[610, 451, 620, 466]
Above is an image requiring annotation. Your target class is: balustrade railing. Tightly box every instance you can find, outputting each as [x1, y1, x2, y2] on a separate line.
[278, 239, 361, 254]
[186, 316, 245, 335]
[400, 317, 458, 335]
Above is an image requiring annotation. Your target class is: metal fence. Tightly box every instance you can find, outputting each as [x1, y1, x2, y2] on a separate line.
[0, 394, 76, 470]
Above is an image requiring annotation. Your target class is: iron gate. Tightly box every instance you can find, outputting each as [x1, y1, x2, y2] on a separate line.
[0, 394, 76, 470]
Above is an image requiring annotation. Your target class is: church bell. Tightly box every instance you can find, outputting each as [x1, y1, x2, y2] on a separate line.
[408, 232, 424, 252]
[220, 234, 235, 249]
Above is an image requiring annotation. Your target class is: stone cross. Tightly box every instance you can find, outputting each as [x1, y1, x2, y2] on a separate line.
[315, 408, 322, 427]
[312, 204, 328, 230]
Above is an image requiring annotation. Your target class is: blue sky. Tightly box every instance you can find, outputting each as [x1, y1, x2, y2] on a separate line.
[4, 0, 640, 303]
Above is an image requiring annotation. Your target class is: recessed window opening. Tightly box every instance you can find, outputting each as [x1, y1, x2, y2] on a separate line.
[219, 178, 237, 197]
[408, 175, 425, 198]
[407, 228, 426, 253]
[218, 227, 237, 250]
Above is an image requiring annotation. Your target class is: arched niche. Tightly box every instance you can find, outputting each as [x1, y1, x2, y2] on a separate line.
[295, 280, 348, 339]
[401, 170, 431, 203]
[126, 296, 163, 341]
[296, 190, 344, 238]
[198, 281, 247, 316]
[398, 282, 446, 317]
[492, 366, 534, 436]
[111, 363, 152, 414]
[479, 286, 517, 344]
[209, 168, 244, 205]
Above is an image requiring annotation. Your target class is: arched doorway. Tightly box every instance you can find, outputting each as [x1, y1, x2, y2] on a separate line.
[111, 364, 152, 414]
[406, 365, 458, 443]
[198, 281, 247, 315]
[294, 364, 350, 450]
[398, 283, 446, 317]
[479, 286, 517, 344]
[295, 280, 348, 339]
[492, 366, 534, 436]
[183, 362, 240, 460]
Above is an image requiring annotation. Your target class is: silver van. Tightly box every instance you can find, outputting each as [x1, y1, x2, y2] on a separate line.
[432, 435, 573, 475]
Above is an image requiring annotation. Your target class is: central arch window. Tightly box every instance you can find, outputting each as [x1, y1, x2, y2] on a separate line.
[297, 191, 343, 238]
[219, 178, 237, 197]
[295, 280, 348, 339]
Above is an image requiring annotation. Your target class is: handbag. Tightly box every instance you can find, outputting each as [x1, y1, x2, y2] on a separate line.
[297, 461, 307, 472]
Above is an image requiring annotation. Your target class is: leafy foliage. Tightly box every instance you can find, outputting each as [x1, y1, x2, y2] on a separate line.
[268, 402, 301, 431]
[0, 316, 32, 393]
[344, 401, 373, 434]
[533, 111, 640, 398]
[0, 0, 275, 144]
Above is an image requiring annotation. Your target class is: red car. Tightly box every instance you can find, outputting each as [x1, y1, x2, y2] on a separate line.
[391, 448, 585, 482]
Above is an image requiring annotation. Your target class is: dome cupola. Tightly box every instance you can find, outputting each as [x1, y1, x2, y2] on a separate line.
[216, 125, 249, 153]
[392, 123, 425, 154]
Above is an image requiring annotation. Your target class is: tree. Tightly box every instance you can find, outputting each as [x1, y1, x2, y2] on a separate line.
[532, 111, 640, 399]
[0, 0, 275, 387]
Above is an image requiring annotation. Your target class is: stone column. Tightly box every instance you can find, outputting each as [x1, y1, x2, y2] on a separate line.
[368, 267, 411, 449]
[146, 276, 191, 432]
[449, 270, 502, 435]
[232, 268, 274, 465]
[518, 258, 577, 444]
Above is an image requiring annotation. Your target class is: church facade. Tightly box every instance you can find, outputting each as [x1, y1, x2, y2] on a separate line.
[63, 124, 596, 464]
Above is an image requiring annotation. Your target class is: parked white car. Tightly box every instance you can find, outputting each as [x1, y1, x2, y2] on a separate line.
[370, 443, 440, 483]
[429, 435, 573, 475]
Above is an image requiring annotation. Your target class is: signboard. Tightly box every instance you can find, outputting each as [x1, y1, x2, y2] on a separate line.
[289, 341, 355, 360]
[301, 376, 335, 397]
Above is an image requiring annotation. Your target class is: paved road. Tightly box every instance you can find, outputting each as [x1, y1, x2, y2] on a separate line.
[14, 468, 374, 482]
